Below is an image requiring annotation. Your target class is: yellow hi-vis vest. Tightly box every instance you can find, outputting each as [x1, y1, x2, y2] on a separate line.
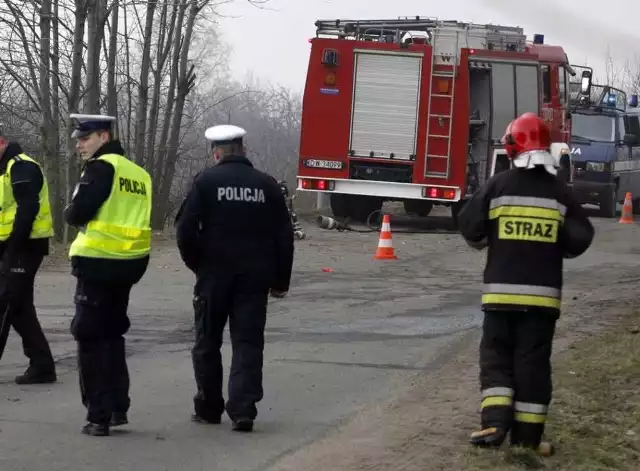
[69, 154, 152, 260]
[0, 154, 54, 241]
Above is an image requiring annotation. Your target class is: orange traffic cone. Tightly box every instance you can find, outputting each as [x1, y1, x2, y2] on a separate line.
[619, 192, 634, 224]
[373, 214, 397, 260]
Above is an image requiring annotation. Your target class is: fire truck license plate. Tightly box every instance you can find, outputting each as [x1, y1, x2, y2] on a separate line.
[303, 159, 344, 170]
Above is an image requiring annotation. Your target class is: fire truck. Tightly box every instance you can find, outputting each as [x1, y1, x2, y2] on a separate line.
[296, 17, 584, 222]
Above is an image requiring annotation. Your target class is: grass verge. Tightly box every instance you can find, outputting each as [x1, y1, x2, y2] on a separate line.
[464, 309, 640, 471]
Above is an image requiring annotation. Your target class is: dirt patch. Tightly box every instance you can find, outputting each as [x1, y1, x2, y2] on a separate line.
[265, 289, 640, 471]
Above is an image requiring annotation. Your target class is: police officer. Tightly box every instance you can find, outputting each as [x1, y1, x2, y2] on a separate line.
[457, 112, 594, 454]
[0, 130, 56, 384]
[65, 114, 152, 437]
[175, 124, 294, 432]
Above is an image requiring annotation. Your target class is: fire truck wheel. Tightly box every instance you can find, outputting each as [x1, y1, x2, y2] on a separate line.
[599, 187, 617, 218]
[329, 193, 350, 219]
[450, 200, 467, 228]
[348, 195, 383, 223]
[403, 199, 433, 217]
[330, 194, 383, 223]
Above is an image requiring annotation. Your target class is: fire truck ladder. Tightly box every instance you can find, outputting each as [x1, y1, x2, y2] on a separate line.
[424, 30, 459, 179]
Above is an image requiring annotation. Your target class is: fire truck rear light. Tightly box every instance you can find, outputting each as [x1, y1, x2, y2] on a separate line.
[423, 187, 440, 198]
[301, 179, 334, 191]
[422, 187, 456, 199]
[324, 72, 336, 85]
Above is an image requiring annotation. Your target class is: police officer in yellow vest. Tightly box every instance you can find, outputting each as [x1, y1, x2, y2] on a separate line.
[0, 130, 56, 384]
[64, 114, 152, 437]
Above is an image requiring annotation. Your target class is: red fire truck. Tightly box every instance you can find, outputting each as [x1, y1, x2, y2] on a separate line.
[296, 17, 584, 222]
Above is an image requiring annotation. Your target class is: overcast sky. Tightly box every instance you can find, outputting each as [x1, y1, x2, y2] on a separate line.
[216, 0, 640, 92]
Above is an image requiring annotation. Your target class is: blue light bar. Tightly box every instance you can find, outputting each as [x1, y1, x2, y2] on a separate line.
[630, 94, 638, 107]
[533, 34, 544, 44]
[606, 93, 617, 106]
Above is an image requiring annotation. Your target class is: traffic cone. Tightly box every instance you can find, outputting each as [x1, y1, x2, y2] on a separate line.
[373, 214, 397, 260]
[619, 192, 634, 224]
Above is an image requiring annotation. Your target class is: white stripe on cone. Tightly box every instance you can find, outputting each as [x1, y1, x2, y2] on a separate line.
[381, 222, 391, 231]
[377, 238, 393, 248]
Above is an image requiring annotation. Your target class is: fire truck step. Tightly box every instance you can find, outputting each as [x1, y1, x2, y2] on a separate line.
[428, 134, 450, 138]
[427, 154, 449, 159]
[433, 72, 455, 77]
[430, 114, 452, 118]
[425, 172, 448, 178]
[431, 94, 452, 98]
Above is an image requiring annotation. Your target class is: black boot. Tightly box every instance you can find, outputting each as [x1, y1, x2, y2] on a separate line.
[82, 422, 109, 436]
[15, 366, 56, 385]
[110, 412, 128, 427]
[192, 413, 221, 424]
[469, 426, 508, 448]
[232, 418, 253, 432]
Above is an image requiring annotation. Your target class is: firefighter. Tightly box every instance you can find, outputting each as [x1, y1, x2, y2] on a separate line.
[65, 114, 152, 437]
[0, 130, 56, 384]
[175, 124, 294, 432]
[277, 179, 306, 240]
[457, 112, 594, 454]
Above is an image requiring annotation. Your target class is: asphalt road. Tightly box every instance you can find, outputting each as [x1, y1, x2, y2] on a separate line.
[0, 208, 637, 471]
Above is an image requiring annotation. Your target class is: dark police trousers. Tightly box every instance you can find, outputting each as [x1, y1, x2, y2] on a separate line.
[192, 271, 268, 422]
[0, 251, 55, 372]
[479, 310, 557, 447]
[70, 279, 132, 424]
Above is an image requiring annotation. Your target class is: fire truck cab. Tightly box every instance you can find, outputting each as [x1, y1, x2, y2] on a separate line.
[297, 17, 577, 222]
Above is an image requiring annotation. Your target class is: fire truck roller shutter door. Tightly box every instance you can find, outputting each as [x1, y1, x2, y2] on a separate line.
[349, 51, 422, 161]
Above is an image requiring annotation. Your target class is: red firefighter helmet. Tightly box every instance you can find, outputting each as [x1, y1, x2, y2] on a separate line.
[501, 112, 552, 158]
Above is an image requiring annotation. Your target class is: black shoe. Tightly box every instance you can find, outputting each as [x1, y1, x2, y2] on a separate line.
[15, 367, 56, 385]
[110, 412, 128, 427]
[192, 413, 221, 425]
[232, 418, 253, 432]
[469, 426, 507, 448]
[82, 422, 109, 436]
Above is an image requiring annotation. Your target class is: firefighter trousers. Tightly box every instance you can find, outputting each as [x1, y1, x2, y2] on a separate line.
[70, 279, 132, 425]
[0, 251, 55, 373]
[478, 310, 557, 447]
[191, 271, 268, 423]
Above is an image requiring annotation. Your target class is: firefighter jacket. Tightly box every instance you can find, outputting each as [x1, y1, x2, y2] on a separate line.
[457, 166, 594, 316]
[65, 140, 151, 285]
[0, 149, 54, 249]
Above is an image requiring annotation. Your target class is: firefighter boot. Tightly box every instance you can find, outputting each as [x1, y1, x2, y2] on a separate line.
[469, 426, 508, 448]
[537, 441, 555, 457]
[509, 440, 555, 458]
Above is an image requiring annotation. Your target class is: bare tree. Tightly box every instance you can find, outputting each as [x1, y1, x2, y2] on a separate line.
[0, 0, 311, 235]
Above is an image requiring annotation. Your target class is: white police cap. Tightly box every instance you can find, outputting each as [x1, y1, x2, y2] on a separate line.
[70, 113, 116, 138]
[204, 124, 246, 145]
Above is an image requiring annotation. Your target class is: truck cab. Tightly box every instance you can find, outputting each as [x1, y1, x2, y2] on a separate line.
[567, 71, 640, 217]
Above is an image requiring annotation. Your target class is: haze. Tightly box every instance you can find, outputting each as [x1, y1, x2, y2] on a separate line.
[217, 0, 640, 91]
